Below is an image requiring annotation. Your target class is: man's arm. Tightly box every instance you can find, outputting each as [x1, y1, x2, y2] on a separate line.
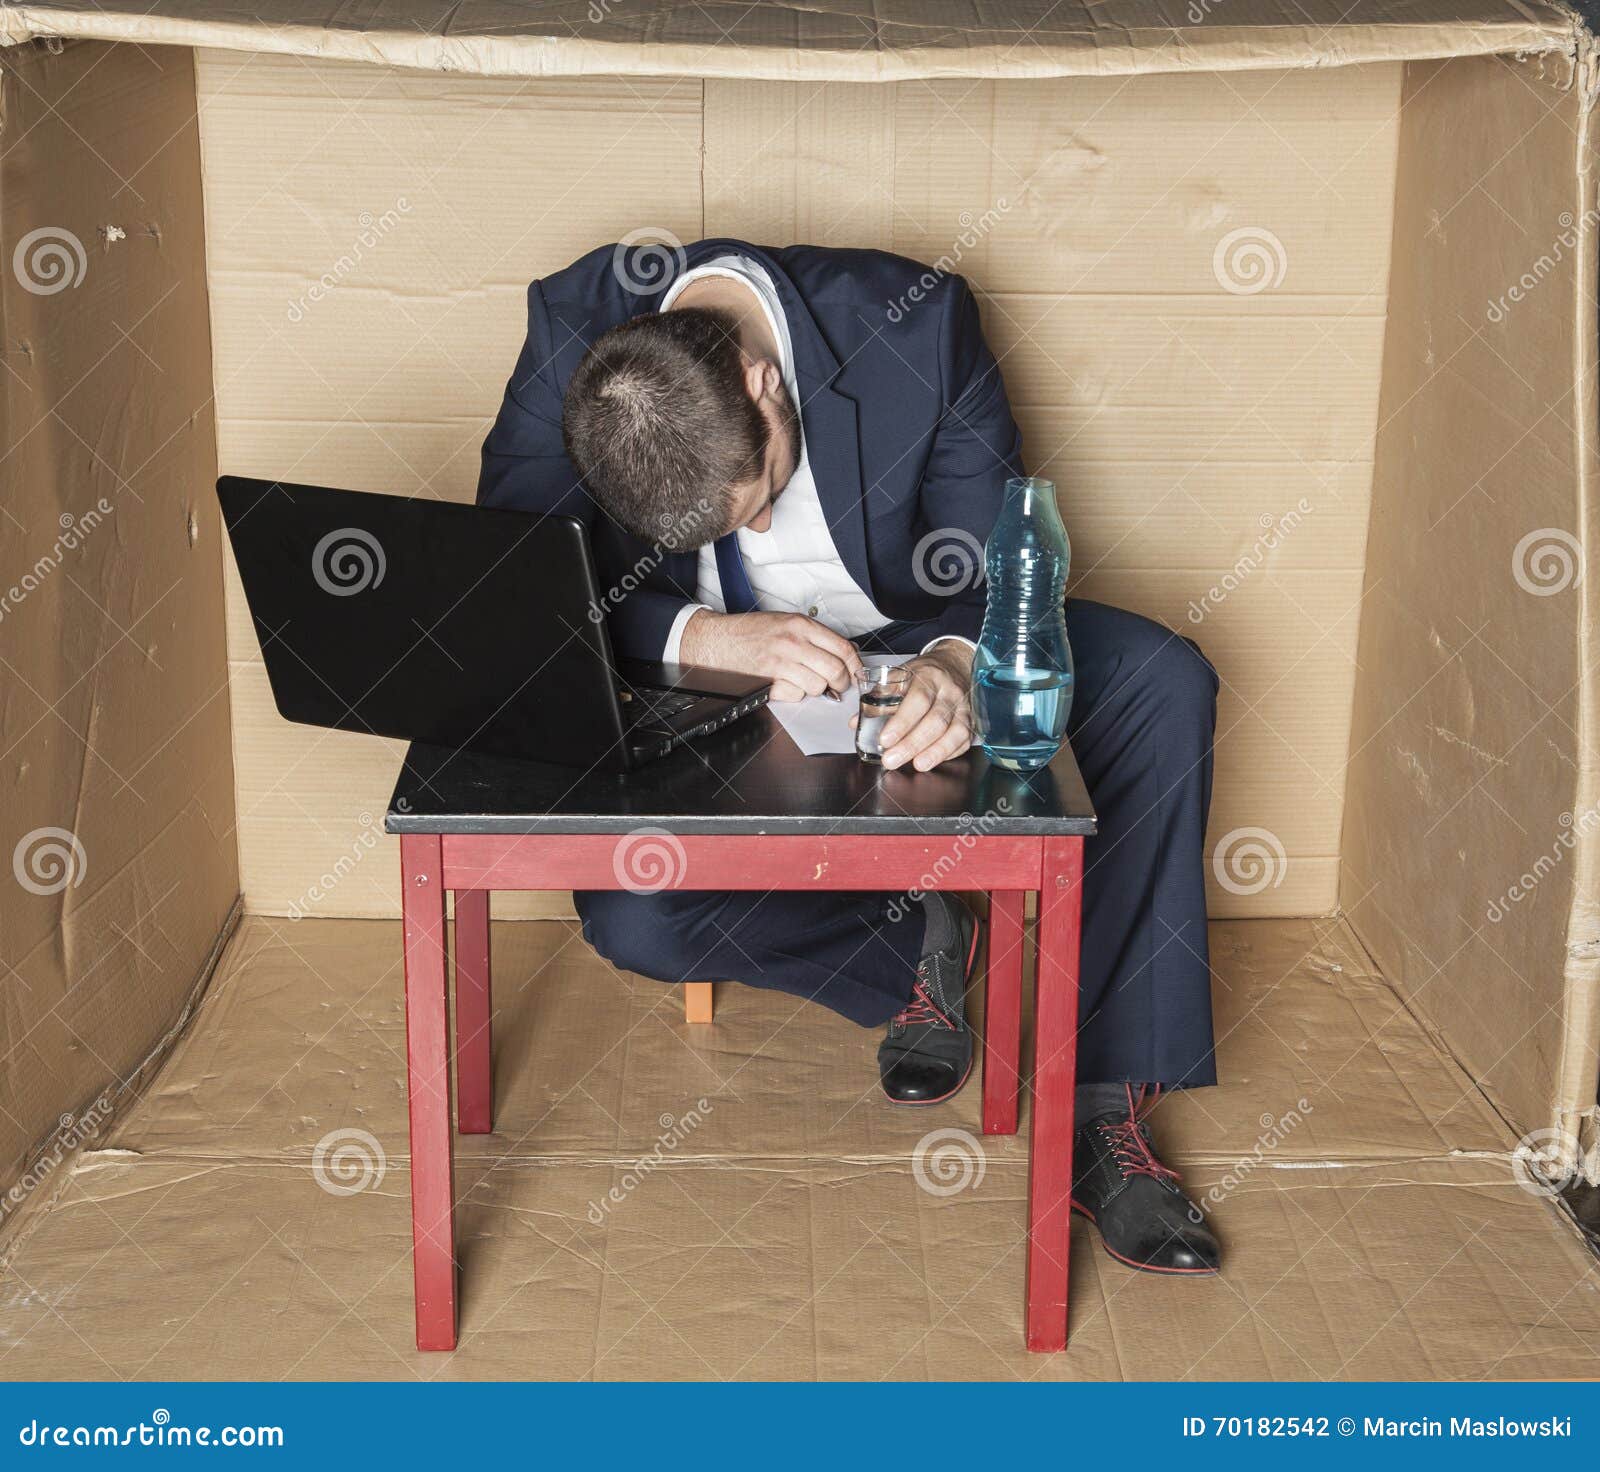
[868, 274, 1023, 769]
[914, 274, 1026, 646]
[476, 283, 699, 661]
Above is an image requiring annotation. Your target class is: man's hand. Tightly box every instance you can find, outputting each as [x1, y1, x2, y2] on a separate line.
[868, 642, 975, 772]
[679, 609, 863, 703]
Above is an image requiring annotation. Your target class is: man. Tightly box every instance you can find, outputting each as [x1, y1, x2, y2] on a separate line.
[480, 239, 1222, 1275]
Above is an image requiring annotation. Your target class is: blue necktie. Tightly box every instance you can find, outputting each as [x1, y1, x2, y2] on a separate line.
[714, 533, 759, 614]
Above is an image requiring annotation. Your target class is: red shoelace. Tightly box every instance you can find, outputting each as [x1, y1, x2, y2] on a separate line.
[891, 978, 955, 1031]
[1098, 1084, 1181, 1183]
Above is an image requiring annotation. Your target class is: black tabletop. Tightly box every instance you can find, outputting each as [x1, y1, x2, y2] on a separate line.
[386, 709, 1095, 836]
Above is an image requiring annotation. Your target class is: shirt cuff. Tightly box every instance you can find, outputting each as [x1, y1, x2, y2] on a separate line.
[919, 634, 976, 658]
[663, 602, 713, 665]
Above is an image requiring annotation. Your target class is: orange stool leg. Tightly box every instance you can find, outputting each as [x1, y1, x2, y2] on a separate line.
[684, 981, 714, 1023]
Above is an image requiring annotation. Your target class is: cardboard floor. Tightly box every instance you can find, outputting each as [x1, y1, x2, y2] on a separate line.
[2, 915, 1597, 1381]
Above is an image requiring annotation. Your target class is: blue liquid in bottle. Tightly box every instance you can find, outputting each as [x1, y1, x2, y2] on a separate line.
[972, 477, 1073, 772]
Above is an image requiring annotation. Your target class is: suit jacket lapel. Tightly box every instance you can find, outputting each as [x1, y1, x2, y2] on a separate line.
[798, 379, 872, 602]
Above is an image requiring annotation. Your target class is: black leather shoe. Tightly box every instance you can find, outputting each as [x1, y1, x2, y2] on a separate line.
[878, 897, 980, 1104]
[1072, 1089, 1221, 1275]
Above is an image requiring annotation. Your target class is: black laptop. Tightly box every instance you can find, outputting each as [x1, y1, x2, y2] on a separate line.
[216, 477, 769, 771]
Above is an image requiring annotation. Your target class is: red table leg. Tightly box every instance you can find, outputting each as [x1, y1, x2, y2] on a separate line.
[1026, 835, 1083, 1353]
[982, 890, 1026, 1136]
[453, 889, 493, 1135]
[401, 835, 458, 1351]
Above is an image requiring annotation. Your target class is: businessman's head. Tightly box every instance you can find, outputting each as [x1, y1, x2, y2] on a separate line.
[562, 307, 800, 551]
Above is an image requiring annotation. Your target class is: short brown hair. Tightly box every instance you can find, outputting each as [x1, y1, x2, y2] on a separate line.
[562, 307, 767, 550]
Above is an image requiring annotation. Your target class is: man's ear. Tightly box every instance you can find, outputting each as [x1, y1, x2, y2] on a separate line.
[743, 356, 781, 405]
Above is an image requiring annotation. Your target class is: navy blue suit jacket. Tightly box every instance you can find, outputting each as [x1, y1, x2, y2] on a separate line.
[477, 239, 1025, 661]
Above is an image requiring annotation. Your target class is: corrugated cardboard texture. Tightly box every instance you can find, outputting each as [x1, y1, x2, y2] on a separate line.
[202, 53, 1399, 921]
[1341, 50, 1600, 1166]
[3, 915, 1596, 1380]
[0, 1, 1579, 82]
[0, 43, 238, 1201]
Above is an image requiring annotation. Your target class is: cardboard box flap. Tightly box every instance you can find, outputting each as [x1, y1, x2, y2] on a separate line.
[0, 0, 1581, 80]
[1340, 48, 1600, 1180]
[0, 41, 238, 1204]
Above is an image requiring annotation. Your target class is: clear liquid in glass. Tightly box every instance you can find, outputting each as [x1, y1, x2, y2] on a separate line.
[856, 690, 904, 763]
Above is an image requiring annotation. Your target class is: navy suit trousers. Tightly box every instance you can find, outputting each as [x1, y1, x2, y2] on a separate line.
[576, 600, 1219, 1089]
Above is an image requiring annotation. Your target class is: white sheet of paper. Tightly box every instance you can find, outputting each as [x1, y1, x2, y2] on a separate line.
[768, 654, 914, 756]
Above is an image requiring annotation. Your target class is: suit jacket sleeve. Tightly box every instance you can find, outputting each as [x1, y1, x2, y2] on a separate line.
[475, 281, 695, 660]
[894, 274, 1025, 652]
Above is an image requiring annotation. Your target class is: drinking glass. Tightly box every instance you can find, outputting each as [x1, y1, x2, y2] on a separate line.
[855, 664, 911, 764]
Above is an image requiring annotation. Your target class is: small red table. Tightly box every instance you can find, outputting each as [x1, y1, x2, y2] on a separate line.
[387, 725, 1094, 1354]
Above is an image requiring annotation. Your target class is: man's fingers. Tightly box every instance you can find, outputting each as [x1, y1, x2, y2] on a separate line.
[882, 705, 949, 767]
[796, 618, 863, 670]
[911, 714, 974, 772]
[769, 677, 808, 703]
[883, 674, 973, 769]
[792, 621, 862, 691]
[784, 662, 830, 698]
[788, 641, 855, 696]
[878, 681, 933, 748]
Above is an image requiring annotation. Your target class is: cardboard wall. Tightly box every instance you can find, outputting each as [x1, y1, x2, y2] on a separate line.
[0, 41, 238, 1201]
[1342, 48, 1600, 1163]
[202, 52, 1400, 921]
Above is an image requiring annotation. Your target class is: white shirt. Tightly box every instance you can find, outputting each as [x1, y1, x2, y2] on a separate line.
[658, 254, 968, 663]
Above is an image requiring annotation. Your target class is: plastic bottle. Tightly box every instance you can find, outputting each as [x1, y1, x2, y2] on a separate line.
[971, 477, 1074, 772]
